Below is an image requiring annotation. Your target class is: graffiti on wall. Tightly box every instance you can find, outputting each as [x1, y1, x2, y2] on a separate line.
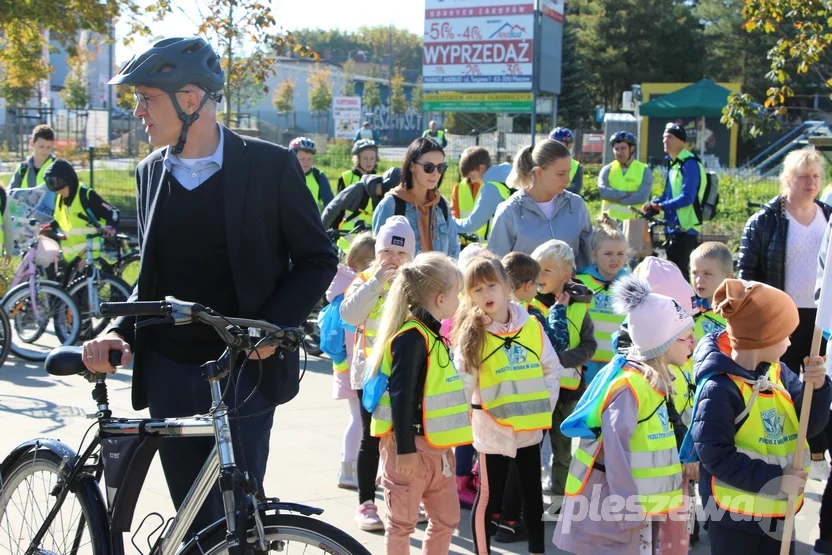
[362, 106, 424, 133]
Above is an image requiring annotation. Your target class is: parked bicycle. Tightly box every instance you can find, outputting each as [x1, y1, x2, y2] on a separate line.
[99, 232, 141, 288]
[0, 297, 371, 555]
[1, 223, 81, 361]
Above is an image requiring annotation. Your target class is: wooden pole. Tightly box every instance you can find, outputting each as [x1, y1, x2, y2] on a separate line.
[779, 326, 822, 555]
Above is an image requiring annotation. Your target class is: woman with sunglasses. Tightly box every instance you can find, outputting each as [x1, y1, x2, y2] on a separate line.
[372, 138, 460, 259]
[488, 140, 593, 271]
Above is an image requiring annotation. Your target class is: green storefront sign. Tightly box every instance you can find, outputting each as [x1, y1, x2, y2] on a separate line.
[423, 93, 534, 113]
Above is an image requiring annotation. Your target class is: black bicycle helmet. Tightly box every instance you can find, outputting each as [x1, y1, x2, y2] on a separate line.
[108, 37, 224, 155]
[44, 159, 78, 193]
[610, 131, 637, 147]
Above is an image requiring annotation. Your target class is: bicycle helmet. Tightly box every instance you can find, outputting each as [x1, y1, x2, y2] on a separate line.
[289, 137, 317, 154]
[108, 37, 225, 156]
[352, 139, 378, 155]
[44, 159, 78, 193]
[610, 131, 637, 147]
[548, 127, 574, 143]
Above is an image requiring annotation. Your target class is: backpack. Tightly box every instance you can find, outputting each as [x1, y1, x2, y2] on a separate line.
[392, 195, 449, 221]
[686, 154, 719, 222]
[317, 294, 347, 364]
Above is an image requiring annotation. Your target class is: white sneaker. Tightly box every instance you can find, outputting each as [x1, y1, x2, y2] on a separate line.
[417, 504, 428, 524]
[355, 501, 384, 531]
[809, 459, 830, 481]
[337, 461, 358, 490]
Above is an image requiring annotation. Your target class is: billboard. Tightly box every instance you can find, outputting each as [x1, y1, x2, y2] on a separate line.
[423, 92, 534, 112]
[332, 96, 362, 141]
[423, 0, 535, 91]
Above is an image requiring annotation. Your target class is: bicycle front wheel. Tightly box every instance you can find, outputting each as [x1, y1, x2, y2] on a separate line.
[3, 282, 81, 361]
[0, 448, 107, 555]
[116, 253, 140, 288]
[183, 513, 371, 555]
[67, 272, 132, 340]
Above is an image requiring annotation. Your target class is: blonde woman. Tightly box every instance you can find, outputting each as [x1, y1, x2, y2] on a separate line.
[488, 139, 593, 269]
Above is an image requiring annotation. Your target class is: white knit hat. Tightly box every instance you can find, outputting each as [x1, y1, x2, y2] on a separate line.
[376, 215, 416, 258]
[613, 275, 694, 359]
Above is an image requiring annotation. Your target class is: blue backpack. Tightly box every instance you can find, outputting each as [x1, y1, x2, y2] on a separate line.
[561, 355, 628, 439]
[317, 295, 347, 364]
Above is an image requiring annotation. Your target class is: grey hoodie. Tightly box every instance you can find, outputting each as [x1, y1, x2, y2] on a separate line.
[487, 189, 593, 269]
[321, 174, 387, 230]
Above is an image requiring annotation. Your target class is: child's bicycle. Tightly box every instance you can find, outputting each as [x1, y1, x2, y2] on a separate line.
[0, 297, 372, 555]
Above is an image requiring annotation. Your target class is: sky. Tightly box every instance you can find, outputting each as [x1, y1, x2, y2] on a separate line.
[115, 0, 425, 64]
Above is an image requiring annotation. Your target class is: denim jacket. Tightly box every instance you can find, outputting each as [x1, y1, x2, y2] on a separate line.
[372, 194, 461, 259]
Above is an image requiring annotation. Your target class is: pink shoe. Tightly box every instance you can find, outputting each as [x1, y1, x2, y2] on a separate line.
[457, 475, 478, 509]
[355, 501, 384, 532]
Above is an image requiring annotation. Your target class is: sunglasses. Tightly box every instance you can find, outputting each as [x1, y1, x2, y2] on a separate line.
[414, 161, 448, 174]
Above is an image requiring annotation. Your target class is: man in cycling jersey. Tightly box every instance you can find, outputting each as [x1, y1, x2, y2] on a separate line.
[81, 37, 337, 535]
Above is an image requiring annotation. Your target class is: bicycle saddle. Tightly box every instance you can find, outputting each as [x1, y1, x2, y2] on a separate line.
[45, 346, 120, 376]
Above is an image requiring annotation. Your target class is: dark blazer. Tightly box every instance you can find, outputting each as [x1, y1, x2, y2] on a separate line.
[113, 126, 338, 411]
[737, 195, 832, 291]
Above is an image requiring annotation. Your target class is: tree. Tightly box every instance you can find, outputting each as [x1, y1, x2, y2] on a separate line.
[62, 52, 92, 109]
[362, 70, 383, 112]
[226, 54, 264, 117]
[273, 78, 295, 113]
[556, 9, 594, 129]
[410, 77, 423, 113]
[341, 59, 356, 97]
[721, 0, 832, 134]
[116, 85, 135, 111]
[308, 64, 333, 133]
[388, 68, 408, 116]
[290, 26, 423, 70]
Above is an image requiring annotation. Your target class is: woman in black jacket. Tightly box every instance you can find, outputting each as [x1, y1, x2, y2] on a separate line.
[737, 148, 831, 476]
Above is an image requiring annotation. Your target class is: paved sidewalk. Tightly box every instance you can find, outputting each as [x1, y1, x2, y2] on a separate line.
[0, 354, 825, 554]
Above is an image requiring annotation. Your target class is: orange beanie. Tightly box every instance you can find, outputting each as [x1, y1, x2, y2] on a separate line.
[713, 279, 799, 350]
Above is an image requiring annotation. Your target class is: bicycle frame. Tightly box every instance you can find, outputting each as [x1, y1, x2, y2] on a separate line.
[7, 241, 50, 322]
[81, 234, 102, 320]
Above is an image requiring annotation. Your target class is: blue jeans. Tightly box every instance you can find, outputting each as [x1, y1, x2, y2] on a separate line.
[143, 348, 275, 535]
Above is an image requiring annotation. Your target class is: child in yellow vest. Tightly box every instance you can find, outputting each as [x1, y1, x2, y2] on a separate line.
[451, 146, 512, 246]
[689, 241, 732, 340]
[453, 255, 563, 555]
[554, 275, 691, 555]
[365, 252, 470, 555]
[575, 213, 630, 384]
[340, 215, 415, 532]
[686, 280, 830, 554]
[325, 233, 376, 490]
[338, 139, 378, 193]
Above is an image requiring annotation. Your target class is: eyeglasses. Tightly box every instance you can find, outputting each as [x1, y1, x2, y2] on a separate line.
[414, 161, 448, 174]
[133, 89, 189, 108]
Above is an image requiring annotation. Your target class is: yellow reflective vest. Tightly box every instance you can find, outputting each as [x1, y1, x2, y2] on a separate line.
[340, 169, 361, 192]
[457, 180, 512, 243]
[370, 318, 472, 448]
[565, 364, 684, 515]
[670, 360, 695, 424]
[53, 186, 104, 261]
[710, 363, 810, 517]
[479, 317, 552, 432]
[602, 160, 648, 221]
[569, 159, 580, 183]
[351, 270, 388, 357]
[575, 273, 626, 364]
[16, 157, 54, 189]
[694, 310, 726, 342]
[669, 149, 707, 233]
[305, 171, 323, 212]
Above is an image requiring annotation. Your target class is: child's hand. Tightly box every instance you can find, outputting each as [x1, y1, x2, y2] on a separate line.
[802, 356, 827, 390]
[780, 467, 808, 495]
[555, 292, 570, 306]
[683, 462, 699, 481]
[374, 261, 398, 284]
[396, 453, 419, 477]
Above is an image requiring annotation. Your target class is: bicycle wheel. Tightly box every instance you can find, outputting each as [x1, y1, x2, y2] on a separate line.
[67, 272, 132, 340]
[0, 307, 13, 368]
[183, 512, 370, 555]
[116, 253, 140, 288]
[3, 282, 81, 361]
[0, 448, 108, 555]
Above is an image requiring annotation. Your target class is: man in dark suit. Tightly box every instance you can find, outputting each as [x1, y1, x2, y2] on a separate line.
[82, 37, 337, 532]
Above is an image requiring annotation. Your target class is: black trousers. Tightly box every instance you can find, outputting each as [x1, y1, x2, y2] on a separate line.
[144, 347, 275, 536]
[781, 307, 830, 455]
[707, 519, 795, 555]
[471, 444, 544, 554]
[665, 232, 699, 279]
[356, 389, 381, 504]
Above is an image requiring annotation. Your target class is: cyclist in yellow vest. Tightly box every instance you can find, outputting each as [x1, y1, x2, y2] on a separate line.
[341, 216, 415, 532]
[598, 131, 653, 259]
[689, 241, 732, 340]
[549, 127, 583, 195]
[45, 159, 119, 261]
[364, 252, 469, 554]
[555, 275, 691, 554]
[644, 122, 707, 279]
[321, 168, 400, 254]
[685, 280, 830, 554]
[10, 124, 56, 191]
[451, 146, 513, 247]
[289, 137, 333, 212]
[422, 120, 447, 148]
[337, 139, 378, 193]
[452, 256, 561, 555]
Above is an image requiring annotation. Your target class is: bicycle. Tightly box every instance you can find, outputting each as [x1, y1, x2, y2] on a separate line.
[99, 233, 141, 288]
[630, 206, 682, 261]
[1, 224, 81, 361]
[0, 296, 372, 555]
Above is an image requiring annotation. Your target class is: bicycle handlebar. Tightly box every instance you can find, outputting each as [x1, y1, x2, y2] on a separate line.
[99, 300, 171, 318]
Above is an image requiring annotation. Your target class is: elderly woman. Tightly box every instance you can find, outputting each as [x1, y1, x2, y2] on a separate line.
[738, 148, 832, 478]
[487, 140, 593, 269]
[372, 137, 460, 258]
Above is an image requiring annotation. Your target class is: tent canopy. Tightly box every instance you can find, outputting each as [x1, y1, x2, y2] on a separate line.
[639, 79, 733, 118]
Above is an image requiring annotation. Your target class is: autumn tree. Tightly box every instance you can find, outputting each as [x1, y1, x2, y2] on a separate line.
[341, 59, 356, 97]
[62, 54, 92, 109]
[308, 65, 333, 133]
[273, 77, 295, 129]
[410, 77, 423, 113]
[362, 69, 383, 113]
